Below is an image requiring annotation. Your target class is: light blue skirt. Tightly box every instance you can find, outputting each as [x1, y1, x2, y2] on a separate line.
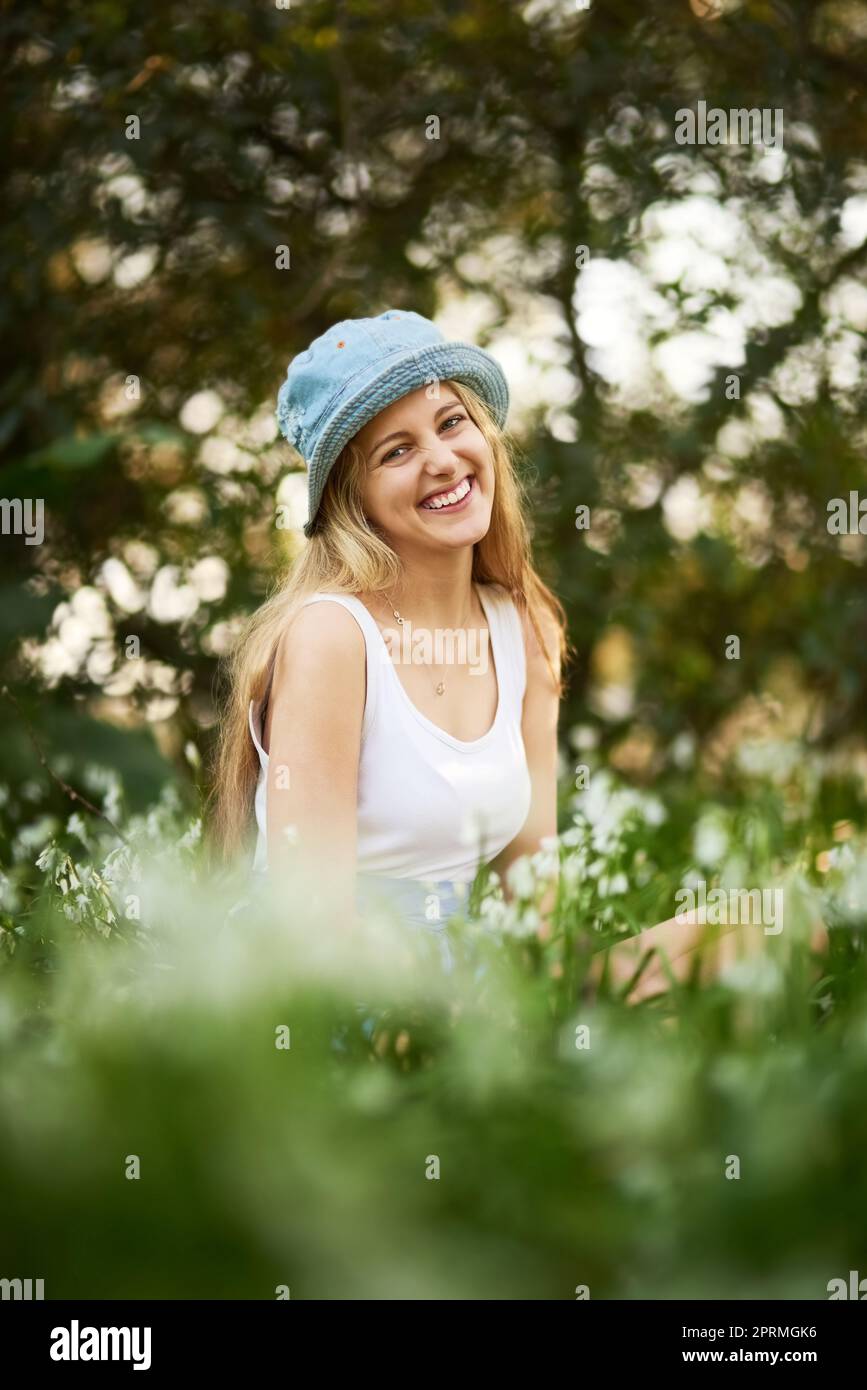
[227, 870, 476, 1049]
[354, 871, 472, 974]
[337, 873, 473, 1048]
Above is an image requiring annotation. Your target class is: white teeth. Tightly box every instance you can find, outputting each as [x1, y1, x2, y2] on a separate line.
[422, 477, 471, 510]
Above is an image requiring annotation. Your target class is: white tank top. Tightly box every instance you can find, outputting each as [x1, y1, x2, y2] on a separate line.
[248, 581, 532, 884]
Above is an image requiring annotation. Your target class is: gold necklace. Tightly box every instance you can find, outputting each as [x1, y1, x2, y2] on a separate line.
[380, 591, 475, 697]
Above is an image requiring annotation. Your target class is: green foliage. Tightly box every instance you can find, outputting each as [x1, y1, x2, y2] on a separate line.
[1, 759, 867, 1298]
[2, 0, 867, 819]
[2, 0, 867, 1300]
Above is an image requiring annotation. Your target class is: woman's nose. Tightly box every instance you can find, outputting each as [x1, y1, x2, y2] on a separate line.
[420, 433, 460, 471]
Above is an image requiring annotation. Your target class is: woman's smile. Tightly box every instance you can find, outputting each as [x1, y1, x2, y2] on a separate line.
[418, 473, 476, 514]
[354, 384, 494, 544]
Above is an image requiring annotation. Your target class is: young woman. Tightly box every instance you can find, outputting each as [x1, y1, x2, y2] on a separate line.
[209, 309, 791, 998]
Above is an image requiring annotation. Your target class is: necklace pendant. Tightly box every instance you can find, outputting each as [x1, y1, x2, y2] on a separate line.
[436, 681, 445, 695]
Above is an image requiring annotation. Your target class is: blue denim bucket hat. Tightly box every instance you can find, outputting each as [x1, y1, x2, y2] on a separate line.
[275, 309, 509, 538]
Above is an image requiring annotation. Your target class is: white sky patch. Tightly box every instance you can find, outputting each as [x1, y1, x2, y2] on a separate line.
[715, 417, 755, 458]
[164, 488, 209, 526]
[573, 193, 805, 407]
[839, 194, 867, 250]
[573, 258, 677, 407]
[86, 644, 117, 683]
[100, 557, 147, 613]
[623, 463, 664, 509]
[30, 637, 79, 686]
[99, 374, 142, 421]
[189, 556, 229, 603]
[643, 195, 742, 279]
[104, 174, 148, 218]
[181, 390, 225, 434]
[198, 436, 249, 475]
[662, 476, 713, 542]
[148, 566, 199, 623]
[28, 588, 115, 686]
[203, 614, 248, 657]
[828, 331, 862, 394]
[770, 340, 823, 407]
[276, 471, 309, 532]
[51, 69, 98, 109]
[654, 326, 743, 403]
[733, 480, 774, 538]
[71, 238, 115, 284]
[746, 390, 787, 441]
[122, 539, 159, 578]
[112, 246, 158, 289]
[435, 289, 578, 433]
[824, 277, 867, 332]
[244, 405, 280, 446]
[739, 270, 802, 328]
[754, 147, 787, 185]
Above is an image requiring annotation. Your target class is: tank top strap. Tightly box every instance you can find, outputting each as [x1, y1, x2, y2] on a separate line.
[478, 582, 527, 712]
[248, 697, 268, 766]
[297, 592, 381, 742]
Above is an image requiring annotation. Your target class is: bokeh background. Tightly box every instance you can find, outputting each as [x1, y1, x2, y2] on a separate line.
[2, 0, 867, 1301]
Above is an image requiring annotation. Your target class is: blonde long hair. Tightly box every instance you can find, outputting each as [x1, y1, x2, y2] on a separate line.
[207, 380, 572, 864]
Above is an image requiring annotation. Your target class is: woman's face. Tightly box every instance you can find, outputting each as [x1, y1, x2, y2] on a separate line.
[353, 383, 494, 550]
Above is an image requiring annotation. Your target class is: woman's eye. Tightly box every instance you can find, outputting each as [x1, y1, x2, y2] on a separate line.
[381, 415, 464, 462]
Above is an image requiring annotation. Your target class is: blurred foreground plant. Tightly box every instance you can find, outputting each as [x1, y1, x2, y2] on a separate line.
[1, 761, 866, 1298]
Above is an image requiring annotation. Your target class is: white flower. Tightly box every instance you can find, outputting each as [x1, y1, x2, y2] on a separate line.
[178, 819, 202, 850]
[506, 856, 535, 900]
[479, 895, 508, 927]
[520, 906, 541, 934]
[642, 796, 667, 827]
[36, 842, 62, 874]
[530, 847, 559, 882]
[66, 813, 90, 845]
[561, 857, 582, 890]
[501, 900, 538, 939]
[693, 813, 729, 867]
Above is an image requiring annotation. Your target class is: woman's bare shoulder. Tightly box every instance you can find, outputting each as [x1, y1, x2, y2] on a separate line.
[519, 599, 562, 688]
[264, 598, 366, 753]
[275, 596, 366, 679]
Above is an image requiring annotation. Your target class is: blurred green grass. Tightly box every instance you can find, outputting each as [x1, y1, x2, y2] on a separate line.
[2, 763, 867, 1300]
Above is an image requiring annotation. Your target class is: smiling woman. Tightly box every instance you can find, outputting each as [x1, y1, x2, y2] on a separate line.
[208, 309, 570, 952]
[206, 314, 812, 1003]
[353, 388, 496, 543]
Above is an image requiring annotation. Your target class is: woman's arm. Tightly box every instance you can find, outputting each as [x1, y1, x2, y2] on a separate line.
[263, 601, 365, 924]
[592, 902, 830, 1004]
[490, 604, 561, 918]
